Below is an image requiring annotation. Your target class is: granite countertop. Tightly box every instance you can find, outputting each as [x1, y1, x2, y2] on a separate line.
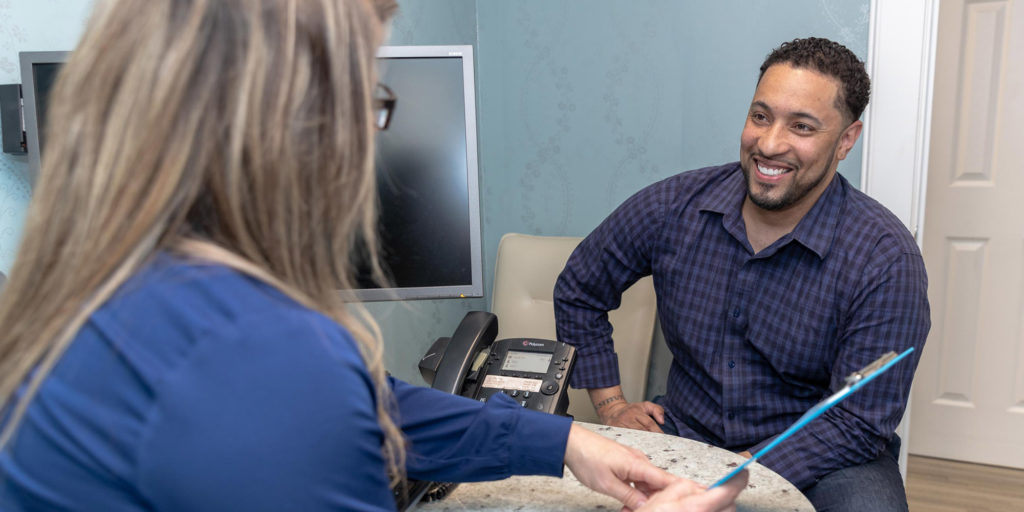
[417, 422, 813, 512]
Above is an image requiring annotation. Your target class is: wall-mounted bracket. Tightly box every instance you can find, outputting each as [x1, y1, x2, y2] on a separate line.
[0, 84, 27, 154]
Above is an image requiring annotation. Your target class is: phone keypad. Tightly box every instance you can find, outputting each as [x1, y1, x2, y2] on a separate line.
[475, 338, 576, 415]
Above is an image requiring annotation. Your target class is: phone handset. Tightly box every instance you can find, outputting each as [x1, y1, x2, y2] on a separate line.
[419, 311, 497, 395]
[404, 311, 498, 511]
[420, 311, 577, 415]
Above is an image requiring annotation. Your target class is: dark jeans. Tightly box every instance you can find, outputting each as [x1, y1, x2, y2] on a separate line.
[652, 396, 908, 512]
[802, 437, 907, 512]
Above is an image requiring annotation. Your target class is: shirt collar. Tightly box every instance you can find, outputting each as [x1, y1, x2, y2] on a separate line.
[695, 162, 846, 260]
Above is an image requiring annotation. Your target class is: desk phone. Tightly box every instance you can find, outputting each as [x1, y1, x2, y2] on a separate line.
[417, 311, 576, 415]
[472, 336, 575, 414]
[399, 312, 577, 511]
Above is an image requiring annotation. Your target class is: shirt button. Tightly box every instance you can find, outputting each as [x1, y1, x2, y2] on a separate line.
[732, 308, 741, 318]
[728, 361, 736, 369]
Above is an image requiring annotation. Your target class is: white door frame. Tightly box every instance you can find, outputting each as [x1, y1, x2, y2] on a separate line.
[862, 0, 941, 478]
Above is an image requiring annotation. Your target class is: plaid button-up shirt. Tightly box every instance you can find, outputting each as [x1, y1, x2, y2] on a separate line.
[554, 162, 930, 490]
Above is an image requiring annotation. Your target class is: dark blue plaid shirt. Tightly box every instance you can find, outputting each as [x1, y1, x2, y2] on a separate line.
[554, 162, 930, 490]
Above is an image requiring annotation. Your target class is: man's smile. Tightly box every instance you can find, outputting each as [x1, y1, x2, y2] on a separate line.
[753, 157, 794, 179]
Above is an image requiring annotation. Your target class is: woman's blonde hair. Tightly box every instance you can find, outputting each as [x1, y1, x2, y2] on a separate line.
[0, 0, 403, 481]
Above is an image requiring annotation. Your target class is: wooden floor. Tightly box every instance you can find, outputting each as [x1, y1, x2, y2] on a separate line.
[906, 455, 1024, 511]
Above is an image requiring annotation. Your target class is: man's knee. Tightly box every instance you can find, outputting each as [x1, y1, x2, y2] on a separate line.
[803, 439, 907, 512]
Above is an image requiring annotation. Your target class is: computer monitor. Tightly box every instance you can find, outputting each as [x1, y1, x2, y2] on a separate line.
[18, 51, 65, 180]
[18, 45, 483, 301]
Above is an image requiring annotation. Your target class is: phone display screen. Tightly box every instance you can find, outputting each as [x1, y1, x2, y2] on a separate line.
[501, 350, 552, 374]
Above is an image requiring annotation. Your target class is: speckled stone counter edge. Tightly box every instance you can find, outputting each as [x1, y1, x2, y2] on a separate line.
[417, 421, 813, 511]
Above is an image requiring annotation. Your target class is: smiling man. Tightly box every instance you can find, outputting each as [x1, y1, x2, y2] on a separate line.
[554, 38, 929, 511]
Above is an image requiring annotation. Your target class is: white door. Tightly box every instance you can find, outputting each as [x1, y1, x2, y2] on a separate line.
[910, 0, 1024, 469]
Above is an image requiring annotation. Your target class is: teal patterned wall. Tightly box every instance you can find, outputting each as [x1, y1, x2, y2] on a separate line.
[0, 1, 871, 386]
[474, 0, 871, 395]
[475, 0, 869, 273]
[0, 0, 93, 275]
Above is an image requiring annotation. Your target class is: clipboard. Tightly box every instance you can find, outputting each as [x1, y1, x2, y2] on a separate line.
[709, 347, 915, 489]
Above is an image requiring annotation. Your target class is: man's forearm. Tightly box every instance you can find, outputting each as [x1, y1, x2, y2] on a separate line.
[588, 386, 626, 414]
[586, 385, 665, 433]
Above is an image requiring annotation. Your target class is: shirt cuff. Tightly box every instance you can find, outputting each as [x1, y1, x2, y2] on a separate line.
[567, 348, 621, 390]
[492, 392, 573, 477]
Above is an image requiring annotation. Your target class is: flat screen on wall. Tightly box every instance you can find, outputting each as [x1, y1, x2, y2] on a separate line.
[19, 45, 483, 301]
[18, 51, 65, 180]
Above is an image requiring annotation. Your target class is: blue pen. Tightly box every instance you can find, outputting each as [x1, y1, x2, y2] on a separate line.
[709, 347, 916, 489]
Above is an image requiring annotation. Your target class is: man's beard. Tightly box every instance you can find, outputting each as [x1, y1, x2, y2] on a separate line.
[743, 142, 838, 211]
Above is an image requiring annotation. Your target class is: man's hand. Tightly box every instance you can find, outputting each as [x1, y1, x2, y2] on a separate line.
[589, 386, 666, 433]
[601, 400, 666, 433]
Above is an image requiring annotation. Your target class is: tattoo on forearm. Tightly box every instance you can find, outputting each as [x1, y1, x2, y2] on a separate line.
[594, 394, 625, 410]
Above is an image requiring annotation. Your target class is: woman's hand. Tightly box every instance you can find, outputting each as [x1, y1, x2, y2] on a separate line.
[563, 424, 675, 509]
[631, 470, 748, 512]
[563, 424, 747, 511]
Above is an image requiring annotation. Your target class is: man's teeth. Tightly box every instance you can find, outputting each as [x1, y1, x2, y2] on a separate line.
[757, 164, 789, 177]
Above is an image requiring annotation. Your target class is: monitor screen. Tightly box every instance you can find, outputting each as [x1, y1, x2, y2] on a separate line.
[19, 45, 482, 302]
[362, 45, 482, 300]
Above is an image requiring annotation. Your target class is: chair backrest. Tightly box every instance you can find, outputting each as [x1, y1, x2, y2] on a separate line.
[490, 233, 657, 423]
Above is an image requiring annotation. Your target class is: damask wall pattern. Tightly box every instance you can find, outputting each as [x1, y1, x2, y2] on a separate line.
[474, 0, 870, 395]
[0, 0, 93, 275]
[476, 0, 869, 254]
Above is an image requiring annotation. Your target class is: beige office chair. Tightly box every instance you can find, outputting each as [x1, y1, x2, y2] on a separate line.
[490, 233, 657, 423]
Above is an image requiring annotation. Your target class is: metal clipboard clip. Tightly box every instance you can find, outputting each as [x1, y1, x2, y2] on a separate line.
[709, 347, 915, 489]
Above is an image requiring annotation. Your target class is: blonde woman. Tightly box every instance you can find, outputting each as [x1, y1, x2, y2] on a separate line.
[0, 1, 745, 510]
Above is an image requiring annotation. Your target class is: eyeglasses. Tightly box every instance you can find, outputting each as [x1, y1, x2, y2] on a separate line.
[373, 83, 397, 130]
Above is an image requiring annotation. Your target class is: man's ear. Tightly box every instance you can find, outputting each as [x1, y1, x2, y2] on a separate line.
[836, 120, 863, 161]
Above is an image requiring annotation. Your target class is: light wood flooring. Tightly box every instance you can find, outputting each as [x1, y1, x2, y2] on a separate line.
[906, 455, 1024, 511]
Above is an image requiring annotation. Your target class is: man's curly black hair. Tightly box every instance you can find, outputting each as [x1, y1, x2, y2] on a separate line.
[759, 37, 870, 123]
